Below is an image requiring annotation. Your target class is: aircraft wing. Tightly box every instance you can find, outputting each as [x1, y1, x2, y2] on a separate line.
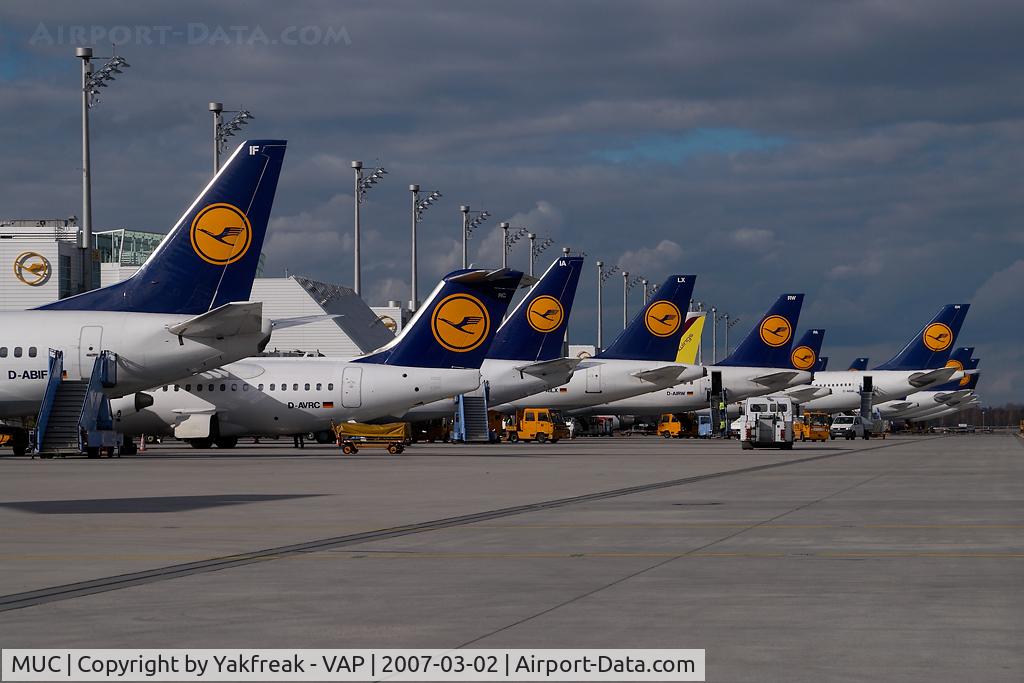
[631, 365, 690, 385]
[785, 385, 831, 402]
[908, 367, 957, 388]
[887, 401, 916, 412]
[166, 301, 264, 339]
[515, 357, 582, 381]
[750, 370, 801, 388]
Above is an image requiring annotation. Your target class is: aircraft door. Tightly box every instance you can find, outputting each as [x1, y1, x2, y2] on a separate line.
[584, 364, 601, 393]
[342, 367, 362, 408]
[78, 326, 103, 379]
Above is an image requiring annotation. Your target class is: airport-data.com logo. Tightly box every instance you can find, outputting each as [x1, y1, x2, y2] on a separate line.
[28, 23, 351, 48]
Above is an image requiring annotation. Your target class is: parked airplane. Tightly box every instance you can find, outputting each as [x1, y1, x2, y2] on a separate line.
[574, 294, 809, 416]
[383, 255, 584, 422]
[801, 305, 970, 414]
[878, 349, 979, 419]
[491, 275, 705, 413]
[0, 140, 287, 454]
[112, 269, 524, 447]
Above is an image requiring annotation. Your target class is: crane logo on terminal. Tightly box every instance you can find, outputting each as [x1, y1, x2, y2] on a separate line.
[923, 322, 953, 352]
[644, 300, 681, 338]
[13, 252, 51, 286]
[190, 203, 252, 266]
[527, 295, 564, 333]
[759, 315, 792, 348]
[791, 345, 817, 370]
[431, 293, 491, 353]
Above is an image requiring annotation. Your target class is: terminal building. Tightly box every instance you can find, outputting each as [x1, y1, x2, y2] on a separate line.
[0, 220, 401, 356]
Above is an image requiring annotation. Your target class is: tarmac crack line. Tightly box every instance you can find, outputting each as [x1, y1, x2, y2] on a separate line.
[0, 436, 933, 612]
[454, 441, 926, 649]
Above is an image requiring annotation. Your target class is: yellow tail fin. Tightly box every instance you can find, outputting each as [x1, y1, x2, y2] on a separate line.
[675, 312, 705, 364]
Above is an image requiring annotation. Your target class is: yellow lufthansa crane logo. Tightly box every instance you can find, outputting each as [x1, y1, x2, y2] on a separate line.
[945, 358, 970, 387]
[644, 300, 681, 338]
[791, 345, 816, 370]
[190, 203, 253, 265]
[431, 293, 491, 352]
[526, 295, 564, 333]
[759, 315, 792, 347]
[13, 252, 51, 286]
[923, 322, 953, 352]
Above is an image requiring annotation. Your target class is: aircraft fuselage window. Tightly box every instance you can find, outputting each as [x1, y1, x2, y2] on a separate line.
[13, 347, 22, 358]
[328, 383, 334, 391]
[304, 383, 310, 391]
[316, 383, 322, 391]
[196, 384, 202, 392]
[293, 383, 299, 391]
[28, 347, 37, 357]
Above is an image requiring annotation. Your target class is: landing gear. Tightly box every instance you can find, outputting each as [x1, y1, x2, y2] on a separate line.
[11, 430, 29, 457]
[188, 438, 214, 449]
[214, 436, 238, 449]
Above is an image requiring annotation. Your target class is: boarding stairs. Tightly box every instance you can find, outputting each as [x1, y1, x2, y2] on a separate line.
[35, 350, 120, 457]
[453, 381, 492, 443]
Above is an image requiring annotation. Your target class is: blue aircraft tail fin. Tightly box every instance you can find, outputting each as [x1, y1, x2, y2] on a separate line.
[38, 140, 287, 314]
[932, 349, 978, 392]
[355, 268, 523, 369]
[848, 357, 869, 371]
[487, 256, 583, 361]
[789, 328, 825, 372]
[815, 356, 829, 372]
[873, 304, 969, 370]
[717, 294, 804, 367]
[597, 275, 697, 361]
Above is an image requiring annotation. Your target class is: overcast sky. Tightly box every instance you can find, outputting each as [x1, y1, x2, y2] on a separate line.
[1, 1, 1022, 403]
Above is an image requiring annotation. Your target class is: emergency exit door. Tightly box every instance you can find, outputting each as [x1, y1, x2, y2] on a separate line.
[342, 367, 362, 408]
[584, 364, 602, 393]
[78, 326, 103, 379]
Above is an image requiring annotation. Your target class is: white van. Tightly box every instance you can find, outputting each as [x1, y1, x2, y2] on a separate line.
[830, 415, 870, 440]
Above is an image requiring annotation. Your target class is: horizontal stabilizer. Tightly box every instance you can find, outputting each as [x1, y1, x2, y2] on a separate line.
[166, 301, 264, 339]
[631, 364, 693, 385]
[908, 366, 957, 388]
[937, 389, 973, 403]
[515, 357, 582, 380]
[786, 385, 831, 402]
[270, 314, 343, 330]
[751, 370, 801, 388]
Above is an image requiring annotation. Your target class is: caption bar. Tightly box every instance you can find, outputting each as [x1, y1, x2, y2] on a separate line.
[1, 649, 704, 682]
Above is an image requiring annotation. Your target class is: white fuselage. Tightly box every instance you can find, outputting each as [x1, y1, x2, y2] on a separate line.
[398, 357, 574, 422]
[110, 357, 481, 438]
[491, 359, 704, 413]
[801, 368, 963, 414]
[0, 310, 269, 419]
[570, 365, 812, 416]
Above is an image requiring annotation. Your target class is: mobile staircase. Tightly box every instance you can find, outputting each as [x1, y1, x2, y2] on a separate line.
[452, 381, 492, 443]
[35, 350, 121, 458]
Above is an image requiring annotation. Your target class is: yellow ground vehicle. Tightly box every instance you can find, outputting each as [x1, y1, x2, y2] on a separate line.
[658, 413, 696, 438]
[503, 408, 568, 443]
[332, 422, 410, 454]
[794, 411, 830, 442]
